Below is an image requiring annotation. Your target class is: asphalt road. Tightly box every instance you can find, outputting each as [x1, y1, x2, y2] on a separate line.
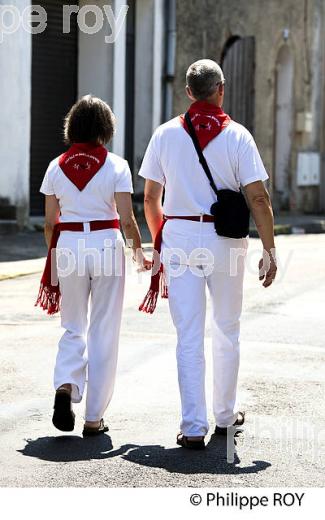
[0, 235, 324, 487]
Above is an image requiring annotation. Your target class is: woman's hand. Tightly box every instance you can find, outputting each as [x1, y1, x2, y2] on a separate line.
[133, 249, 152, 272]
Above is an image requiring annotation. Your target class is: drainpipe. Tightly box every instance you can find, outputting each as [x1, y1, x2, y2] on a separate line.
[163, 0, 176, 121]
[318, 0, 325, 211]
[112, 0, 127, 157]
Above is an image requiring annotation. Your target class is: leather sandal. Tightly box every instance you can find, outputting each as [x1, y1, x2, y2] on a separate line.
[52, 389, 75, 432]
[176, 433, 205, 450]
[82, 418, 109, 437]
[214, 411, 245, 436]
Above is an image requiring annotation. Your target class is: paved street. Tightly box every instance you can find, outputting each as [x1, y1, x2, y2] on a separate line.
[0, 234, 324, 487]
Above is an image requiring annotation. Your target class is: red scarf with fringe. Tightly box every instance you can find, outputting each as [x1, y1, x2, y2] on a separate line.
[139, 218, 168, 314]
[59, 142, 108, 190]
[35, 223, 61, 315]
[139, 102, 231, 314]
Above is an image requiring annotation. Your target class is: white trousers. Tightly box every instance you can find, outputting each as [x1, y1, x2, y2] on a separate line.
[54, 228, 125, 422]
[162, 219, 248, 437]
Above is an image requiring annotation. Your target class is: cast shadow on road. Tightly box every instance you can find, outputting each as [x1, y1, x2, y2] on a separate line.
[18, 433, 271, 475]
[120, 434, 271, 475]
[18, 434, 121, 462]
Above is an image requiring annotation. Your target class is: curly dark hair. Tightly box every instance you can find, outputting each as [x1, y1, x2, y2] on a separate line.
[63, 95, 116, 145]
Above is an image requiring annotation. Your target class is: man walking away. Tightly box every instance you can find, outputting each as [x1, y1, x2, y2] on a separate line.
[139, 59, 277, 449]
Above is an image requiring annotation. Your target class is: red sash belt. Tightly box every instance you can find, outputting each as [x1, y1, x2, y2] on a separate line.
[165, 215, 215, 223]
[35, 219, 120, 315]
[139, 214, 214, 314]
[57, 220, 120, 232]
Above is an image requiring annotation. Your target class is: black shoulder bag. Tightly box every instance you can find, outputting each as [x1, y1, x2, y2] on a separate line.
[185, 111, 250, 239]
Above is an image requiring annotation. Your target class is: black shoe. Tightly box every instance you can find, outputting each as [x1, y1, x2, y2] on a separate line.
[82, 418, 109, 437]
[52, 390, 75, 432]
[214, 411, 245, 436]
[176, 433, 206, 450]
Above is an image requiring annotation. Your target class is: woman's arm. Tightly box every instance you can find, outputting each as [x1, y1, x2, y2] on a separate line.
[115, 192, 151, 271]
[44, 195, 60, 249]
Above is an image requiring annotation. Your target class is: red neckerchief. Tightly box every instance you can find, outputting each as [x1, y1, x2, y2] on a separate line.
[180, 101, 231, 149]
[59, 142, 108, 190]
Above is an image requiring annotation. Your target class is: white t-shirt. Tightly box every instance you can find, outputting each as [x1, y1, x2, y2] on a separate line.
[138, 117, 269, 215]
[40, 152, 133, 222]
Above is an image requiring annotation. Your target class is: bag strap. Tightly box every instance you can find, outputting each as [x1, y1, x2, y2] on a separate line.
[185, 111, 219, 197]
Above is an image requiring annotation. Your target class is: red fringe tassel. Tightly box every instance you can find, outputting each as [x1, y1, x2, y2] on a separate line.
[139, 288, 159, 314]
[35, 283, 61, 315]
[35, 223, 61, 315]
[139, 218, 169, 314]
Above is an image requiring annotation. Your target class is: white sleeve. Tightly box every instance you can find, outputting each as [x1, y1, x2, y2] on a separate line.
[40, 161, 56, 195]
[138, 132, 166, 186]
[115, 160, 134, 193]
[237, 137, 269, 187]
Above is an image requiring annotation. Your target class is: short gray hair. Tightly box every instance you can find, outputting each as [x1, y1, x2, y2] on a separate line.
[186, 59, 225, 100]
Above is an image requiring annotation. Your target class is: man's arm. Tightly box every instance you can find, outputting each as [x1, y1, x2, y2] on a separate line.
[244, 181, 277, 288]
[143, 179, 164, 242]
[44, 195, 60, 249]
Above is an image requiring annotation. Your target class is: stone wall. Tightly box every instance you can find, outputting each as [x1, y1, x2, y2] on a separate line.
[173, 0, 324, 212]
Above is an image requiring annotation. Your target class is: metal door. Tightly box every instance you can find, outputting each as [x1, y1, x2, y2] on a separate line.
[221, 36, 255, 135]
[30, 1, 78, 215]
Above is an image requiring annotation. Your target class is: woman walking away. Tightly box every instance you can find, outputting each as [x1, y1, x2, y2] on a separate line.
[36, 95, 151, 436]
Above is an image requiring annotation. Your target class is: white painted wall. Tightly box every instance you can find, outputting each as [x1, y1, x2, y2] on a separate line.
[133, 0, 154, 179]
[274, 45, 293, 200]
[78, 0, 127, 157]
[152, 0, 164, 130]
[0, 0, 31, 225]
[112, 0, 127, 157]
[133, 0, 165, 194]
[78, 0, 164, 190]
[78, 0, 114, 104]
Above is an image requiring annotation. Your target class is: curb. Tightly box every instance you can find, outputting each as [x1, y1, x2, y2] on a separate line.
[0, 258, 46, 282]
[0, 221, 19, 234]
[249, 221, 325, 238]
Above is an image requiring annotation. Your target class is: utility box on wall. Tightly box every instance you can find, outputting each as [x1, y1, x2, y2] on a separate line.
[296, 152, 320, 186]
[296, 112, 313, 133]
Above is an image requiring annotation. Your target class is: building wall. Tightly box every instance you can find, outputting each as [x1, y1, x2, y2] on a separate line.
[78, 0, 127, 158]
[133, 0, 155, 194]
[129, 0, 164, 195]
[58, 0, 165, 198]
[133, 0, 154, 156]
[174, 0, 324, 213]
[78, 0, 115, 106]
[0, 0, 31, 226]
